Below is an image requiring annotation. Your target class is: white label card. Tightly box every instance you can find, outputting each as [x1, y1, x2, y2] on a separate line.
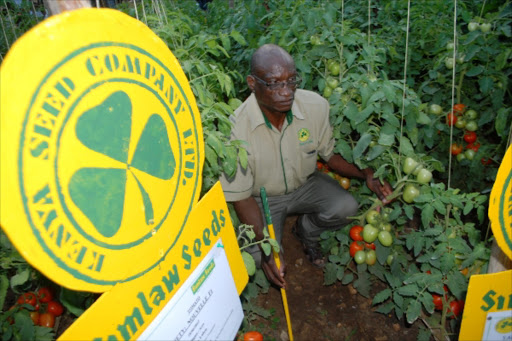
[138, 239, 244, 340]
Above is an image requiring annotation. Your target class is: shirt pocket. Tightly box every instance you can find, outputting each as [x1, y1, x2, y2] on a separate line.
[301, 148, 317, 176]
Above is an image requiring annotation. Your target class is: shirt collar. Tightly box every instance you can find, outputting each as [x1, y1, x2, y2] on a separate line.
[247, 93, 304, 131]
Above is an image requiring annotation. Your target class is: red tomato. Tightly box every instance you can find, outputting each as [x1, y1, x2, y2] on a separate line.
[481, 157, 492, 165]
[17, 292, 37, 307]
[316, 161, 324, 171]
[349, 225, 364, 241]
[446, 113, 458, 126]
[453, 104, 466, 115]
[349, 241, 364, 257]
[37, 287, 53, 303]
[29, 311, 40, 325]
[364, 242, 376, 250]
[448, 300, 463, 319]
[47, 301, 64, 317]
[39, 312, 55, 328]
[450, 143, 463, 155]
[463, 131, 477, 144]
[466, 142, 481, 152]
[243, 331, 263, 341]
[432, 294, 443, 311]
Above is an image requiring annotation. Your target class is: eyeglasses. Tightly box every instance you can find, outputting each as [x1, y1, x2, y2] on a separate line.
[251, 74, 302, 91]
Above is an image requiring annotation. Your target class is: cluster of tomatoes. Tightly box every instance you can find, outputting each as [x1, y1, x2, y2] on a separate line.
[13, 287, 64, 328]
[401, 157, 432, 203]
[321, 59, 344, 99]
[316, 160, 351, 190]
[428, 275, 465, 319]
[349, 209, 394, 266]
[430, 103, 490, 165]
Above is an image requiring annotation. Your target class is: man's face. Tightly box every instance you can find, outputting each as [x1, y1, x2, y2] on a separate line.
[250, 57, 297, 115]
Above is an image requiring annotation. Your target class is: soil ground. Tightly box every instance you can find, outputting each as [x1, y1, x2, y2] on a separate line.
[249, 216, 424, 341]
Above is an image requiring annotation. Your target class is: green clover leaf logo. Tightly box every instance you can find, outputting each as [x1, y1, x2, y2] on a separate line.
[69, 91, 175, 238]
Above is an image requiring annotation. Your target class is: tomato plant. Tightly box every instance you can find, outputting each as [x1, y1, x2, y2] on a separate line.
[349, 225, 364, 241]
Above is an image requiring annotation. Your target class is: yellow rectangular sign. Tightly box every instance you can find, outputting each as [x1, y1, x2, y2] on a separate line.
[459, 270, 512, 340]
[59, 182, 248, 340]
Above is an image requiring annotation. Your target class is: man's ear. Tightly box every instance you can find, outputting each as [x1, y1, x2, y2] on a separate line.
[247, 75, 255, 93]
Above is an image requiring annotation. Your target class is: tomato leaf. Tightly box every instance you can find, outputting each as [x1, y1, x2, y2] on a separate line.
[0, 274, 8, 314]
[323, 263, 338, 286]
[465, 65, 484, 77]
[478, 76, 493, 94]
[406, 299, 422, 324]
[341, 273, 354, 285]
[420, 291, 435, 314]
[421, 205, 435, 228]
[373, 288, 392, 305]
[241, 251, 256, 276]
[238, 147, 248, 170]
[375, 301, 394, 314]
[10, 268, 30, 289]
[397, 284, 419, 296]
[229, 29, 247, 46]
[352, 133, 372, 161]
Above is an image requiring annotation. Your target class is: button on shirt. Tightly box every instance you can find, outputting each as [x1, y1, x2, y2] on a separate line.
[221, 89, 335, 201]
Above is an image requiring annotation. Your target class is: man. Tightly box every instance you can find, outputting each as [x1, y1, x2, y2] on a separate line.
[220, 44, 392, 288]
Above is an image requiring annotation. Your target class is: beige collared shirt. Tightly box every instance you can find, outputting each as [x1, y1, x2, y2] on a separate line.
[221, 89, 334, 201]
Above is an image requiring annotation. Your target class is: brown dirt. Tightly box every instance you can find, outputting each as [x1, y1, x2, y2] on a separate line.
[249, 216, 424, 341]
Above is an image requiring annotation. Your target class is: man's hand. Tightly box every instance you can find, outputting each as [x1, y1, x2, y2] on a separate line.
[363, 168, 393, 204]
[261, 251, 287, 288]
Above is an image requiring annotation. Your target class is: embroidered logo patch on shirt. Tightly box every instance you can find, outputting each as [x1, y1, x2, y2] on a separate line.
[298, 128, 310, 142]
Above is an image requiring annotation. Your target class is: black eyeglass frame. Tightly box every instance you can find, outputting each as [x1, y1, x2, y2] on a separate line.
[251, 74, 302, 90]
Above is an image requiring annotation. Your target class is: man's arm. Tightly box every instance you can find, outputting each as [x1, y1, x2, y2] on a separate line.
[326, 153, 393, 204]
[233, 197, 286, 288]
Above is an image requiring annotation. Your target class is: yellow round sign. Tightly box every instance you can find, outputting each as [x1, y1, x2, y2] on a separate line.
[489, 145, 512, 260]
[0, 9, 203, 291]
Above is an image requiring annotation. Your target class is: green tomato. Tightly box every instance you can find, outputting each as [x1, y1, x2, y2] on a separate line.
[465, 120, 478, 132]
[446, 42, 454, 50]
[402, 184, 420, 203]
[386, 254, 394, 266]
[468, 22, 479, 32]
[366, 210, 380, 226]
[457, 55, 465, 64]
[457, 153, 466, 161]
[416, 168, 433, 184]
[310, 35, 323, 45]
[363, 224, 379, 243]
[380, 222, 392, 232]
[465, 149, 476, 160]
[329, 63, 341, 76]
[403, 157, 419, 175]
[365, 250, 377, 266]
[480, 23, 491, 33]
[326, 77, 339, 89]
[429, 104, 442, 115]
[354, 250, 366, 264]
[445, 57, 454, 69]
[455, 117, 466, 129]
[327, 59, 336, 68]
[333, 87, 344, 94]
[323, 86, 333, 98]
[465, 109, 478, 120]
[378, 230, 393, 247]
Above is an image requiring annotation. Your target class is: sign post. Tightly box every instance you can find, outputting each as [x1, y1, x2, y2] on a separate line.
[0, 8, 248, 340]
